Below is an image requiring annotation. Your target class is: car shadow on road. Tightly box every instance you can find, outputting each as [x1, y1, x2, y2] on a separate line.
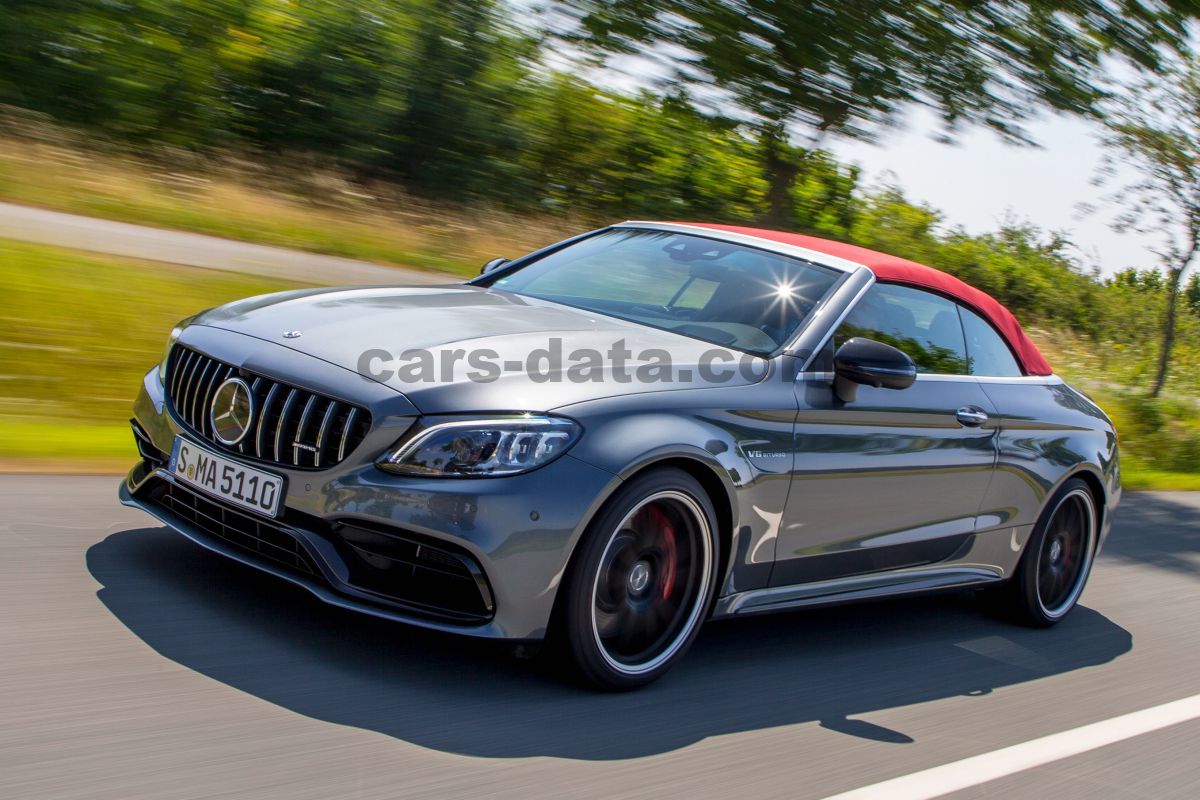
[87, 526, 1132, 761]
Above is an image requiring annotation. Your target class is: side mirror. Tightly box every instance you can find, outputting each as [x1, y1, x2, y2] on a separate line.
[833, 337, 917, 402]
[480, 257, 511, 276]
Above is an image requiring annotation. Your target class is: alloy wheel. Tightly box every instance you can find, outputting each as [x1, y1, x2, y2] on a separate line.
[1035, 487, 1097, 619]
[589, 490, 713, 676]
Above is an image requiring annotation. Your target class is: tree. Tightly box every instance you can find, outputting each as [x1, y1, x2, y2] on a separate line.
[556, 0, 1198, 225]
[1098, 63, 1200, 397]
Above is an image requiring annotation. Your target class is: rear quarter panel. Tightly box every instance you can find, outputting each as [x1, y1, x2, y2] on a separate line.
[976, 379, 1119, 541]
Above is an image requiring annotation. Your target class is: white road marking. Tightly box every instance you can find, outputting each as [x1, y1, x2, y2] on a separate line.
[821, 693, 1200, 800]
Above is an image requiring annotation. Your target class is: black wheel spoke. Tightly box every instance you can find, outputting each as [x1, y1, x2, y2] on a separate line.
[592, 492, 711, 670]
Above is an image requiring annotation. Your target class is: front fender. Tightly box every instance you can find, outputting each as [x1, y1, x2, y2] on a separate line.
[556, 382, 799, 596]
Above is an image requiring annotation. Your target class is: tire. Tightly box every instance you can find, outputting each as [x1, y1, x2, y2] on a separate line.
[980, 477, 1099, 627]
[558, 467, 719, 690]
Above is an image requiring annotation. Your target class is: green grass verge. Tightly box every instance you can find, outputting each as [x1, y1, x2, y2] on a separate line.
[1119, 467, 1200, 491]
[0, 238, 299, 470]
[0, 419, 134, 473]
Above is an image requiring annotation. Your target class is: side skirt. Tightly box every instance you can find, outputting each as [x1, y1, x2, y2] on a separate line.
[712, 565, 1004, 617]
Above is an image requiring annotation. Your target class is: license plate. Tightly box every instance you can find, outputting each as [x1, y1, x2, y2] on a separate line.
[169, 437, 285, 518]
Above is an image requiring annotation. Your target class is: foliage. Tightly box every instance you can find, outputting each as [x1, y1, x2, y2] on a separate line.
[0, 0, 777, 217]
[1097, 62, 1200, 395]
[1097, 390, 1200, 487]
[558, 0, 1200, 221]
[564, 1, 1196, 139]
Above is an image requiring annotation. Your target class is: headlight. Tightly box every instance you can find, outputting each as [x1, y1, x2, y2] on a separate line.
[157, 317, 192, 383]
[377, 416, 581, 477]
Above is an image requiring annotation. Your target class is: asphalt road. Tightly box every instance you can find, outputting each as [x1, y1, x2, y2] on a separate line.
[2, 477, 1198, 799]
[0, 201, 453, 285]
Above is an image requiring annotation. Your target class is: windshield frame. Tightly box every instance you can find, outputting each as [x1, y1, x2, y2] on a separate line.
[471, 224, 857, 358]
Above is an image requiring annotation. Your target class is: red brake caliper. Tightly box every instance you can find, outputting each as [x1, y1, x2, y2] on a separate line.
[647, 505, 677, 601]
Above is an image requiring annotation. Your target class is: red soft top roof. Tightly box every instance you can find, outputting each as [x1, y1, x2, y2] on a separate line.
[677, 223, 1052, 376]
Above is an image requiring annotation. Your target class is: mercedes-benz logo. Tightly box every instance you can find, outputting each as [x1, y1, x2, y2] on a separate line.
[210, 377, 255, 446]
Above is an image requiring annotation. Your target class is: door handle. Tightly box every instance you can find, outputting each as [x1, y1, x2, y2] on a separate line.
[956, 406, 989, 427]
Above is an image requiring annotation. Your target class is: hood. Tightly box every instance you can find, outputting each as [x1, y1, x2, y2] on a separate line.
[193, 285, 766, 413]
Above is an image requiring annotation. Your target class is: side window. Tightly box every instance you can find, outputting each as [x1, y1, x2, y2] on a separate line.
[960, 306, 1023, 377]
[834, 283, 969, 374]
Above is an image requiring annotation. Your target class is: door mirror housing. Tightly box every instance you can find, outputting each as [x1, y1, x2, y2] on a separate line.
[480, 257, 511, 275]
[833, 337, 917, 402]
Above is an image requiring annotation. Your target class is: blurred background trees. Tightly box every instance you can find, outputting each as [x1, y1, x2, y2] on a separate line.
[0, 0, 1197, 398]
[561, 1, 1197, 223]
[1096, 63, 1200, 397]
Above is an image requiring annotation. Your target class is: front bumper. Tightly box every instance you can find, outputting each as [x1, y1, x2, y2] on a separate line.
[122, 351, 619, 641]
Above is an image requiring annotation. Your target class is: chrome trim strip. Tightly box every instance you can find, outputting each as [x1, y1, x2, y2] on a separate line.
[169, 349, 193, 404]
[130, 420, 153, 445]
[913, 373, 980, 385]
[169, 352, 189, 417]
[970, 374, 1063, 385]
[916, 373, 1063, 385]
[314, 400, 339, 468]
[717, 565, 1004, 616]
[798, 370, 1062, 385]
[199, 362, 223, 436]
[200, 365, 232, 438]
[177, 351, 202, 425]
[256, 382, 281, 459]
[615, 221, 868, 274]
[337, 407, 358, 463]
[186, 355, 208, 424]
[292, 394, 318, 466]
[274, 388, 299, 463]
[188, 360, 213, 431]
[240, 377, 262, 454]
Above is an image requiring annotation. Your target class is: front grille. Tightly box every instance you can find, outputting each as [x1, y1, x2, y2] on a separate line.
[156, 480, 321, 576]
[165, 345, 370, 470]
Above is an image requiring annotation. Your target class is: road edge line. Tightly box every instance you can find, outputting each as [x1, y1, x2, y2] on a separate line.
[821, 693, 1200, 800]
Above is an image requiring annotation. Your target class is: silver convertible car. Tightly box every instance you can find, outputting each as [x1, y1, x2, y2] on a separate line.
[121, 222, 1120, 689]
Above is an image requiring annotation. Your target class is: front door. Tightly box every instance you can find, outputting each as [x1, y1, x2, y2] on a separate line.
[774, 282, 998, 586]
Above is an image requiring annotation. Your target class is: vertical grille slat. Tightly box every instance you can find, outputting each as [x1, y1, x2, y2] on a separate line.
[337, 407, 359, 463]
[240, 377, 262, 454]
[256, 382, 281, 459]
[314, 401, 339, 469]
[170, 349, 194, 404]
[163, 345, 370, 471]
[292, 395, 318, 467]
[188, 360, 214, 430]
[200, 365, 233, 438]
[274, 389, 300, 463]
[178, 352, 204, 429]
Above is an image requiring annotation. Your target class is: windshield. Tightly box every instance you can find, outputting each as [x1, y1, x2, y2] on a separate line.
[480, 229, 841, 355]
